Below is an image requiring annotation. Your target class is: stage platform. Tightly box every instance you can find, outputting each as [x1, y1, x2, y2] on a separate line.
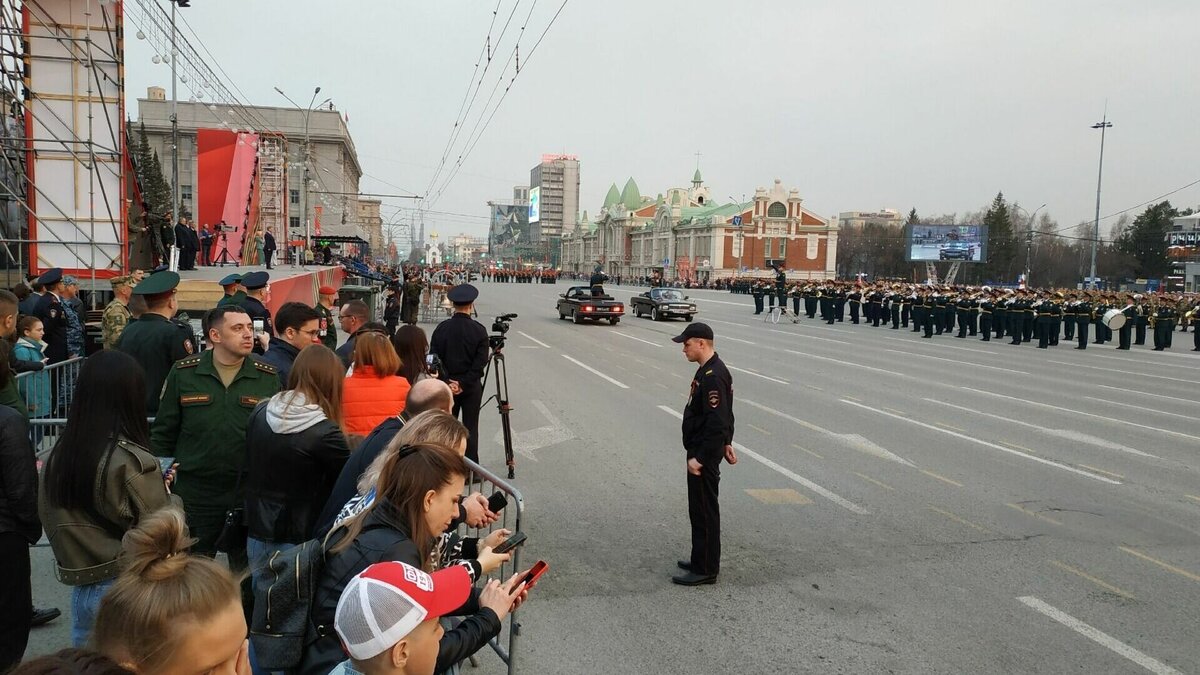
[176, 263, 345, 316]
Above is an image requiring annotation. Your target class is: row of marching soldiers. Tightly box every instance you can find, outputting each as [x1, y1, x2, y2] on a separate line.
[749, 280, 1200, 352]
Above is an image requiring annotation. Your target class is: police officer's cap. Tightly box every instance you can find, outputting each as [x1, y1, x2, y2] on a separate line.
[36, 267, 62, 286]
[242, 271, 270, 290]
[671, 322, 715, 343]
[218, 272, 244, 287]
[133, 270, 181, 296]
[447, 283, 478, 305]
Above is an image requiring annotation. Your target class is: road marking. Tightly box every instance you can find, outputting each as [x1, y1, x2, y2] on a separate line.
[883, 407, 907, 416]
[727, 365, 789, 384]
[843, 395, 862, 402]
[1186, 495, 1200, 504]
[705, 318, 756, 329]
[517, 331, 551, 348]
[659, 406, 868, 514]
[561, 355, 630, 389]
[876, 334, 999, 354]
[792, 444, 823, 459]
[883, 349, 1028, 374]
[789, 332, 845, 344]
[854, 472, 895, 491]
[842, 400, 1121, 484]
[502, 399, 574, 461]
[1096, 384, 1200, 406]
[935, 421, 965, 432]
[1006, 502, 1063, 526]
[1085, 353, 1200, 371]
[1047, 360, 1196, 384]
[1016, 596, 1181, 675]
[743, 399, 915, 466]
[928, 506, 990, 532]
[745, 488, 813, 505]
[632, 372, 647, 380]
[655, 382, 670, 390]
[1118, 547, 1200, 583]
[747, 423, 772, 436]
[958, 387, 1199, 444]
[921, 469, 963, 487]
[786, 349, 914, 378]
[610, 331, 662, 347]
[999, 440, 1036, 454]
[1084, 397, 1196, 421]
[722, 336, 757, 345]
[1078, 464, 1124, 479]
[934, 399, 1156, 458]
[1049, 560, 1135, 599]
[804, 384, 824, 391]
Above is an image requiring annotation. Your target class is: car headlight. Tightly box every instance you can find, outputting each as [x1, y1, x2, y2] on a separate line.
[689, 305, 696, 311]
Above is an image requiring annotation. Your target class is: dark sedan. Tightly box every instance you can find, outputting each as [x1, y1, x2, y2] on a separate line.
[630, 288, 698, 321]
[939, 242, 976, 260]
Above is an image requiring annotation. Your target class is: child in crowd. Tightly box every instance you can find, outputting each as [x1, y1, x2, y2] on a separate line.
[13, 316, 49, 417]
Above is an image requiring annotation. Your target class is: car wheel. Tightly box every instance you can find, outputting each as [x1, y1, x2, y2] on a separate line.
[651, 307, 660, 321]
[572, 310, 583, 324]
[684, 315, 693, 322]
[610, 317, 620, 325]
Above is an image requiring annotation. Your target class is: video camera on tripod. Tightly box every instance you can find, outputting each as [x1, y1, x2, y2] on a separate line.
[490, 313, 518, 349]
[484, 313, 518, 477]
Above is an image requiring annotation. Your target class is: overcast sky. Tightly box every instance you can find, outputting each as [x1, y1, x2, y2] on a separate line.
[125, 0, 1200, 242]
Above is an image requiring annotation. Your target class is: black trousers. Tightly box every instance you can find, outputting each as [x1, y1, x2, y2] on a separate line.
[0, 533, 31, 671]
[791, 297, 801, 316]
[753, 295, 763, 313]
[901, 304, 910, 327]
[201, 241, 213, 265]
[804, 298, 817, 318]
[1117, 323, 1132, 349]
[264, 249, 275, 268]
[849, 302, 860, 323]
[994, 311, 1006, 338]
[1135, 320, 1147, 345]
[836, 299, 846, 321]
[1064, 316, 1075, 341]
[870, 303, 882, 326]
[1077, 317, 1090, 348]
[687, 463, 721, 576]
[979, 314, 992, 340]
[453, 385, 484, 463]
[890, 304, 900, 329]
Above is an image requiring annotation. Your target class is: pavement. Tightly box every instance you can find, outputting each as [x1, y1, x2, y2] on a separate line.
[26, 281, 1200, 674]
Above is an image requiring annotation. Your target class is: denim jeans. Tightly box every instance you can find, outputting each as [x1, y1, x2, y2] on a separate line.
[71, 578, 114, 647]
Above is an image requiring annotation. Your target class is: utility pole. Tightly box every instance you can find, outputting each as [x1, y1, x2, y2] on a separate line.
[1089, 114, 1112, 290]
[169, 0, 179, 271]
[1019, 203, 1045, 288]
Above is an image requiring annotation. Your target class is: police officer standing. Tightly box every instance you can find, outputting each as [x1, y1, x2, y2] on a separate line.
[115, 271, 197, 414]
[31, 268, 68, 364]
[429, 284, 490, 463]
[238, 271, 273, 354]
[671, 323, 735, 586]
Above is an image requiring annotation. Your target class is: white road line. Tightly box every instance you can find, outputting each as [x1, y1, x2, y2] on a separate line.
[883, 349, 1028, 374]
[933, 399, 1157, 458]
[727, 365, 789, 384]
[843, 400, 1121, 484]
[1081, 352, 1200, 371]
[958, 387, 1200, 444]
[658, 406, 869, 514]
[1016, 597, 1181, 675]
[722, 336, 757, 345]
[742, 399, 916, 467]
[785, 349, 914, 378]
[610, 331, 662, 347]
[1096, 384, 1199, 406]
[876, 334, 998, 355]
[1047, 360, 1196, 384]
[1084, 397, 1196, 421]
[561, 355, 630, 389]
[788, 332, 845, 344]
[705, 318, 756, 329]
[517, 331, 551, 349]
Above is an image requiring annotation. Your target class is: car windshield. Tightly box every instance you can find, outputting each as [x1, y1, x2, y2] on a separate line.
[654, 290, 683, 301]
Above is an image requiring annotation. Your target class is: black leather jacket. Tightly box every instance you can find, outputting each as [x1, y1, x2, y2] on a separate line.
[244, 399, 350, 545]
[0, 405, 40, 543]
[299, 498, 496, 675]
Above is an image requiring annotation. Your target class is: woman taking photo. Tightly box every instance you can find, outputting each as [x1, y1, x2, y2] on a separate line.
[392, 324, 430, 385]
[244, 344, 349, 574]
[39, 350, 177, 646]
[92, 508, 250, 675]
[341, 332, 410, 435]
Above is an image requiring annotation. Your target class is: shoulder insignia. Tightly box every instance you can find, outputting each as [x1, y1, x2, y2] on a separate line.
[705, 369, 713, 376]
[253, 359, 277, 374]
[183, 338, 195, 355]
[177, 355, 202, 368]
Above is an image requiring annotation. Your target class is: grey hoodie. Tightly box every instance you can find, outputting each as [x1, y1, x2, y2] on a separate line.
[264, 390, 328, 434]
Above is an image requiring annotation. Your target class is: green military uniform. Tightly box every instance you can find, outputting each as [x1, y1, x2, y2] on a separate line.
[401, 278, 424, 324]
[115, 272, 196, 414]
[150, 350, 279, 555]
[217, 290, 247, 307]
[101, 298, 131, 350]
[315, 302, 338, 350]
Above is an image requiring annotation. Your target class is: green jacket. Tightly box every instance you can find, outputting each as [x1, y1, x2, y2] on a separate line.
[217, 291, 247, 308]
[150, 350, 279, 518]
[315, 302, 338, 350]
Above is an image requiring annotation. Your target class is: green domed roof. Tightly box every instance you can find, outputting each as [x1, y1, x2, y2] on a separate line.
[693, 168, 702, 183]
[603, 183, 621, 209]
[620, 178, 642, 209]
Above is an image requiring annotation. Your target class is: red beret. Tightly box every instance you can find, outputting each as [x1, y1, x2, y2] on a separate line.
[318, 286, 337, 295]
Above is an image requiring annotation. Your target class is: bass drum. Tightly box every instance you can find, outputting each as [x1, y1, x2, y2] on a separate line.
[1102, 308, 1127, 330]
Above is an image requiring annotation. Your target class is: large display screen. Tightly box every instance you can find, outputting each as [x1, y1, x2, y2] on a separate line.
[528, 186, 540, 223]
[906, 224, 988, 263]
[490, 203, 530, 246]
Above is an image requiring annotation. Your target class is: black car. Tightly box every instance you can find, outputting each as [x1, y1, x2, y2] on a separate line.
[939, 242, 976, 260]
[630, 288, 698, 321]
[556, 286, 625, 324]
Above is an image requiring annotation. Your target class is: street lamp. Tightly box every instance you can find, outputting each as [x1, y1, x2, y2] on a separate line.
[1014, 203, 1045, 288]
[167, 0, 188, 271]
[275, 85, 330, 265]
[1089, 115, 1112, 290]
[728, 194, 747, 274]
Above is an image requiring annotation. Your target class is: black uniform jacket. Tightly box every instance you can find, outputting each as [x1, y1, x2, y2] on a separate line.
[429, 312, 489, 392]
[682, 353, 735, 467]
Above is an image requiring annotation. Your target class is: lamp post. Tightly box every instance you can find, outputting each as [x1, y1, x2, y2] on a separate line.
[1089, 115, 1112, 290]
[274, 86, 329, 266]
[728, 194, 747, 274]
[1015, 203, 1045, 288]
[168, 0, 183, 271]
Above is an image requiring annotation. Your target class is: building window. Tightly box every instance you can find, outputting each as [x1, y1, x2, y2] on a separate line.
[768, 201, 787, 218]
[778, 238, 786, 258]
[764, 237, 772, 258]
[289, 216, 300, 229]
[181, 184, 192, 201]
[290, 189, 300, 204]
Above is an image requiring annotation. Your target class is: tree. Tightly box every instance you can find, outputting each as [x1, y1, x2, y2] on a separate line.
[982, 192, 1016, 284]
[907, 208, 919, 225]
[1114, 201, 1174, 279]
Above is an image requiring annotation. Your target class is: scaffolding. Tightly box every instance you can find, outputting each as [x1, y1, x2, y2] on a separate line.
[255, 132, 287, 260]
[0, 0, 127, 290]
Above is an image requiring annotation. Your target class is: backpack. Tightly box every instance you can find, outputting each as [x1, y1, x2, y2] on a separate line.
[249, 538, 328, 670]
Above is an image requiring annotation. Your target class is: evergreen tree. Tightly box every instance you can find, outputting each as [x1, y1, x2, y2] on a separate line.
[982, 192, 1016, 283]
[1115, 201, 1174, 278]
[907, 208, 919, 224]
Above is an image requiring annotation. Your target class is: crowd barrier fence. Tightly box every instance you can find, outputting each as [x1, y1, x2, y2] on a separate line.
[13, 356, 84, 422]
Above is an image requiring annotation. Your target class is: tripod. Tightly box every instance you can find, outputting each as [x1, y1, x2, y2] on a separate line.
[213, 232, 237, 267]
[481, 334, 516, 478]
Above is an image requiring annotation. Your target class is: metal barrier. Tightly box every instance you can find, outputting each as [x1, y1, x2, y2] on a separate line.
[14, 356, 84, 420]
[462, 457, 525, 674]
[27, 417, 68, 458]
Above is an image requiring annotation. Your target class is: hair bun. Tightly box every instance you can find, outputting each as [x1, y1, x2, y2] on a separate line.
[120, 507, 196, 582]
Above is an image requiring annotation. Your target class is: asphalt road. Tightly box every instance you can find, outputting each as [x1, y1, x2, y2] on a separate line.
[26, 281, 1200, 674]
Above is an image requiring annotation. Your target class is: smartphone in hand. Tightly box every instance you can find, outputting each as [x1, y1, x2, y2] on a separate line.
[492, 531, 526, 555]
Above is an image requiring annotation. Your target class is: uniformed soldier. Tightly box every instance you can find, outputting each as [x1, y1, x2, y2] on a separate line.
[1062, 293, 1077, 342]
[803, 284, 818, 318]
[315, 285, 339, 350]
[32, 268, 69, 364]
[1190, 298, 1200, 351]
[1092, 295, 1110, 345]
[848, 287, 862, 324]
[789, 283, 802, 318]
[1133, 294, 1148, 346]
[1116, 295, 1135, 350]
[60, 275, 85, 359]
[955, 293, 971, 338]
[993, 291, 1008, 340]
[101, 273, 137, 350]
[772, 265, 787, 311]
[150, 305, 280, 559]
[215, 273, 246, 307]
[402, 274, 424, 325]
[115, 271, 197, 415]
[671, 322, 735, 586]
[383, 286, 401, 335]
[1152, 295, 1176, 351]
[1074, 295, 1093, 349]
[239, 271, 273, 354]
[750, 281, 765, 314]
[978, 289, 995, 341]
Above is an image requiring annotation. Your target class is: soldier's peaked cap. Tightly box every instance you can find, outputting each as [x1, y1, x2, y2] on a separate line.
[242, 271, 270, 290]
[218, 273, 244, 286]
[132, 270, 180, 296]
[447, 284, 478, 305]
[36, 268, 62, 286]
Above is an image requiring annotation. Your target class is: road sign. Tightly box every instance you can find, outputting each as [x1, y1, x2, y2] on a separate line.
[663, 258, 670, 267]
[732, 215, 743, 226]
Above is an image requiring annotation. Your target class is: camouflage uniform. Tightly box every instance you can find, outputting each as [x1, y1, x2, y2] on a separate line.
[101, 298, 131, 350]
